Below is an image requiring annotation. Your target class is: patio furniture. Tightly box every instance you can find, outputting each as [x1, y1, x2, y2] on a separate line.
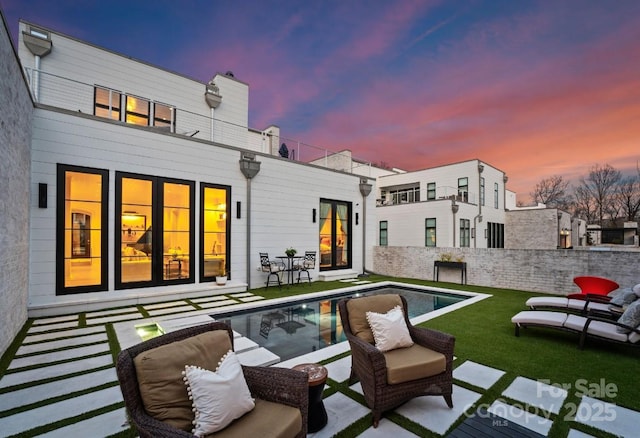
[338, 294, 455, 427]
[293, 251, 316, 283]
[525, 295, 613, 317]
[511, 308, 640, 349]
[116, 321, 308, 438]
[568, 276, 619, 300]
[292, 363, 328, 433]
[260, 252, 285, 288]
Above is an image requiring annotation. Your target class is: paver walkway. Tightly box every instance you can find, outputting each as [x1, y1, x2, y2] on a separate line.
[1, 289, 638, 437]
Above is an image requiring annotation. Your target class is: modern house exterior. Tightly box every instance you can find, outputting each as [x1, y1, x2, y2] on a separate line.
[373, 160, 509, 248]
[6, 20, 376, 324]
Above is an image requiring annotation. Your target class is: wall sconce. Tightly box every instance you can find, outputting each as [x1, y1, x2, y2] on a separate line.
[471, 228, 475, 238]
[356, 212, 359, 226]
[484, 229, 488, 238]
[236, 201, 241, 219]
[38, 183, 47, 208]
[312, 208, 317, 223]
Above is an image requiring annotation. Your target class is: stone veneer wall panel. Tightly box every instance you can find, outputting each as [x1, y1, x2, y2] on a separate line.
[0, 13, 33, 356]
[373, 247, 640, 294]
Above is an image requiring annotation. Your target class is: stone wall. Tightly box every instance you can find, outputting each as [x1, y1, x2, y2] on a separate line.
[373, 246, 640, 294]
[0, 12, 33, 356]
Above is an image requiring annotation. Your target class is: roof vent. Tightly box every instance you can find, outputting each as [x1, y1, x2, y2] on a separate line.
[225, 71, 235, 77]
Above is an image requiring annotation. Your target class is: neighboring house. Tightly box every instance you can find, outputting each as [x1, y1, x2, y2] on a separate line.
[374, 160, 508, 248]
[11, 20, 375, 317]
[505, 208, 582, 249]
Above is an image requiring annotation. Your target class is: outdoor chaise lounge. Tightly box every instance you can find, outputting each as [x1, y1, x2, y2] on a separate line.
[512, 307, 640, 349]
[526, 283, 640, 316]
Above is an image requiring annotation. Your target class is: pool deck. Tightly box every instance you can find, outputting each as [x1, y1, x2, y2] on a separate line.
[0, 280, 637, 437]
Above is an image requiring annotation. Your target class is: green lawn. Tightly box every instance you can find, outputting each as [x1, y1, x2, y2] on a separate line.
[263, 276, 639, 437]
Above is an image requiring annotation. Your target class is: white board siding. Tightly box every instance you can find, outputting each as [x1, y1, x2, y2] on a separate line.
[29, 109, 371, 309]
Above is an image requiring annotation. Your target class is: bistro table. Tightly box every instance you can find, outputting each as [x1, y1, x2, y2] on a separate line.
[276, 255, 303, 285]
[292, 363, 328, 433]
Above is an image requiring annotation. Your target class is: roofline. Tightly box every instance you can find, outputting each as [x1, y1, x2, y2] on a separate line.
[18, 19, 250, 88]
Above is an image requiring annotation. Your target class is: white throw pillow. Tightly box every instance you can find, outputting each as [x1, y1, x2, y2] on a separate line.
[366, 305, 414, 352]
[183, 351, 255, 436]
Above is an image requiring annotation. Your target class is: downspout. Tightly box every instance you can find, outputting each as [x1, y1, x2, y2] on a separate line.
[204, 77, 222, 142]
[22, 26, 53, 102]
[451, 200, 459, 247]
[239, 154, 261, 290]
[474, 163, 484, 248]
[358, 179, 372, 277]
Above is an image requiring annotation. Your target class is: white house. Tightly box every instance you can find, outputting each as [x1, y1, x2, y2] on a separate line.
[373, 160, 508, 248]
[12, 20, 376, 317]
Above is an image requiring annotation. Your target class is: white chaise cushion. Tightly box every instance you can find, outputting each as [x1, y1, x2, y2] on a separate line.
[511, 311, 568, 327]
[526, 297, 568, 309]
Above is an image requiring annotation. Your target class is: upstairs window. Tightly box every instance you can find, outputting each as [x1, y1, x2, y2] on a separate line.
[125, 95, 150, 126]
[154, 102, 175, 131]
[480, 177, 485, 206]
[494, 182, 499, 208]
[458, 177, 468, 202]
[427, 182, 436, 200]
[94, 87, 121, 120]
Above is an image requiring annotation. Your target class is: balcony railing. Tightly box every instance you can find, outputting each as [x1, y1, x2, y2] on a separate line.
[24, 67, 375, 174]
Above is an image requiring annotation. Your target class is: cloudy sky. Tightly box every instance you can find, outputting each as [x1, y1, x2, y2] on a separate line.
[3, 0, 639, 202]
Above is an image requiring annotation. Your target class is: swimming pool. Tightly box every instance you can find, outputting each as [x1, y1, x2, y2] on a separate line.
[212, 284, 469, 363]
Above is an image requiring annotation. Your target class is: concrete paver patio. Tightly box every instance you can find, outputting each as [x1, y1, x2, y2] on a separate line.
[1, 289, 638, 437]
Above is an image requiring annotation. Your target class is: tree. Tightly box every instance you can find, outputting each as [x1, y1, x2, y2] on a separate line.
[615, 174, 640, 222]
[530, 175, 571, 209]
[577, 164, 622, 226]
[573, 184, 597, 223]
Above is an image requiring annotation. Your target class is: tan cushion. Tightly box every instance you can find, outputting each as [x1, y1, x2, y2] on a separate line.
[383, 343, 446, 384]
[134, 330, 232, 431]
[207, 398, 302, 438]
[347, 294, 403, 343]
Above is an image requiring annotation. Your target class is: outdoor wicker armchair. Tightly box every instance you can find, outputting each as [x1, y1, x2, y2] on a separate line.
[338, 294, 455, 427]
[116, 321, 308, 438]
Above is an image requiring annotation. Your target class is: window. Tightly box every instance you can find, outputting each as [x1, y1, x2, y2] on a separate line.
[154, 102, 175, 131]
[480, 177, 485, 206]
[458, 177, 468, 202]
[319, 199, 352, 270]
[487, 222, 504, 248]
[201, 184, 231, 281]
[425, 218, 436, 247]
[57, 165, 108, 294]
[125, 95, 150, 126]
[427, 182, 436, 200]
[494, 182, 499, 209]
[379, 221, 388, 246]
[94, 86, 121, 120]
[116, 172, 195, 288]
[460, 218, 470, 247]
[388, 187, 420, 204]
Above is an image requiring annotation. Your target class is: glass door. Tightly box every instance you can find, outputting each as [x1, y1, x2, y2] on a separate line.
[319, 199, 352, 270]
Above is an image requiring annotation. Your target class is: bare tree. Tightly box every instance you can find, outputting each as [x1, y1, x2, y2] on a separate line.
[577, 164, 622, 226]
[615, 174, 640, 222]
[573, 184, 597, 223]
[530, 175, 571, 209]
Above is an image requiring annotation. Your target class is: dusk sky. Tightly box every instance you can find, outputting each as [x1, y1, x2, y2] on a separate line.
[3, 0, 639, 202]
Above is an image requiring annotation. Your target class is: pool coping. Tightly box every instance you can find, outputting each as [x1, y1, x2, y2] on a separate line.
[113, 281, 492, 358]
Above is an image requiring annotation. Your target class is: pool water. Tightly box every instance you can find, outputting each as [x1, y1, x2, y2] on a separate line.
[212, 285, 467, 363]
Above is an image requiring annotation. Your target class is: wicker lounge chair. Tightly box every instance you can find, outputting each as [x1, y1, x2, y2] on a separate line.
[116, 321, 308, 438]
[338, 294, 455, 427]
[525, 295, 613, 316]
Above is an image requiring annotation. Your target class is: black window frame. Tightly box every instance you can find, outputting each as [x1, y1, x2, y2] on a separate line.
[460, 218, 471, 247]
[199, 183, 231, 283]
[115, 172, 195, 290]
[427, 182, 436, 200]
[425, 218, 436, 247]
[379, 221, 388, 246]
[56, 164, 109, 295]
